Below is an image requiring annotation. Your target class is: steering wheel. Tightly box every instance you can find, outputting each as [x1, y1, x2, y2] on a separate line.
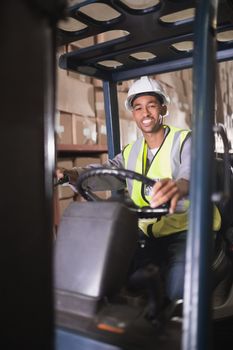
[76, 167, 169, 218]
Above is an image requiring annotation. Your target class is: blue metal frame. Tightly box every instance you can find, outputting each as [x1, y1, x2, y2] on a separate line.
[182, 1, 218, 350]
[58, 0, 233, 81]
[103, 80, 121, 158]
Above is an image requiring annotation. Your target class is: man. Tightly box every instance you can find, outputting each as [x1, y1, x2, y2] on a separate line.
[57, 76, 221, 301]
[121, 76, 191, 302]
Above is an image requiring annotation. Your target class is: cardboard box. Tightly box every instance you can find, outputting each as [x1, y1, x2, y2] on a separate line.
[72, 114, 97, 145]
[53, 188, 60, 227]
[73, 156, 101, 168]
[95, 89, 131, 119]
[56, 65, 68, 88]
[120, 118, 138, 148]
[117, 79, 134, 92]
[118, 91, 132, 119]
[100, 153, 109, 164]
[73, 156, 111, 200]
[56, 111, 73, 144]
[57, 158, 73, 170]
[97, 116, 140, 148]
[95, 89, 105, 118]
[58, 185, 75, 199]
[57, 72, 95, 116]
[56, 45, 67, 57]
[155, 70, 193, 129]
[68, 35, 94, 50]
[95, 190, 111, 200]
[59, 197, 74, 217]
[97, 30, 127, 43]
[93, 78, 103, 88]
[68, 71, 92, 84]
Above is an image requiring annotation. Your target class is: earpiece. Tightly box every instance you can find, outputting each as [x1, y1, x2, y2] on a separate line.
[159, 114, 163, 124]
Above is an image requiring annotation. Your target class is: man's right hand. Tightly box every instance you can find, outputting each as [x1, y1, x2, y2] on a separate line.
[56, 168, 79, 185]
[150, 178, 189, 214]
[56, 168, 65, 180]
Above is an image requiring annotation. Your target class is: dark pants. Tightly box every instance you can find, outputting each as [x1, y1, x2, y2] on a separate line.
[130, 231, 187, 301]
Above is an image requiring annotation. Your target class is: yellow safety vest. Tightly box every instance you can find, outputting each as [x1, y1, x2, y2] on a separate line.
[123, 125, 221, 237]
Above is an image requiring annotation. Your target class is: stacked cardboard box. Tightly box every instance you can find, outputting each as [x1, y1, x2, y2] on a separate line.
[155, 70, 192, 130]
[218, 61, 233, 150]
[56, 44, 97, 147]
[56, 71, 95, 117]
[94, 87, 139, 148]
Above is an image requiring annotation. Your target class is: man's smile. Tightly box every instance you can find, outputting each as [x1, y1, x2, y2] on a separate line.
[141, 118, 154, 126]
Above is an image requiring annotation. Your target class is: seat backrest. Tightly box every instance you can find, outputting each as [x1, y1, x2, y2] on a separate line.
[54, 201, 138, 298]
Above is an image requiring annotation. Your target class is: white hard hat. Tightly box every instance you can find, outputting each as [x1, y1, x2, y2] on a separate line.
[125, 76, 170, 111]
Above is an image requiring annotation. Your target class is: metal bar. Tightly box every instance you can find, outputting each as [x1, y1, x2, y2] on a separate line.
[67, 45, 233, 83]
[103, 81, 121, 158]
[112, 57, 193, 82]
[182, 1, 218, 350]
[216, 47, 233, 62]
[0, 1, 55, 348]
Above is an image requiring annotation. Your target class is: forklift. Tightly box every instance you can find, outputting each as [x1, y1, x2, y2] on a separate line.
[54, 1, 233, 349]
[1, 1, 233, 350]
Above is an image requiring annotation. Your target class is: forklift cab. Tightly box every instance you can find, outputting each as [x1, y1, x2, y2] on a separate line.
[54, 1, 233, 350]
